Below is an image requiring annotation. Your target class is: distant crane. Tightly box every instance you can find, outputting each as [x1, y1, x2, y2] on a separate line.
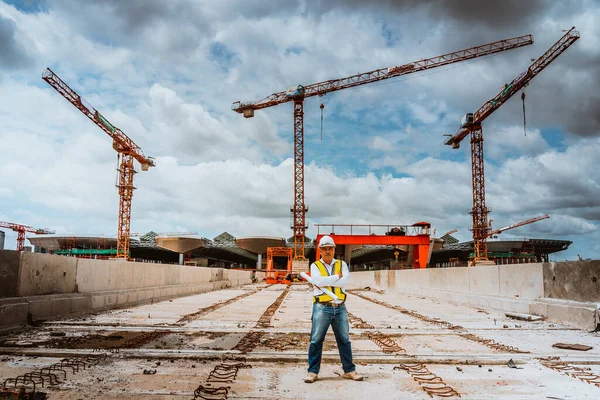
[233, 34, 534, 260]
[42, 68, 155, 260]
[442, 229, 458, 237]
[444, 27, 580, 265]
[488, 214, 550, 238]
[0, 221, 55, 252]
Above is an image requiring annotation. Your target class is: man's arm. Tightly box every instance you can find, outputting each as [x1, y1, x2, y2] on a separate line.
[309, 263, 340, 287]
[330, 261, 350, 288]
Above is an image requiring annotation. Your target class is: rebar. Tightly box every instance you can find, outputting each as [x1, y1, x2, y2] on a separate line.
[460, 333, 529, 354]
[349, 290, 528, 354]
[395, 363, 461, 398]
[540, 357, 600, 388]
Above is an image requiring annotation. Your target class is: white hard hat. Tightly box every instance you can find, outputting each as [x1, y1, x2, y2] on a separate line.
[318, 235, 336, 248]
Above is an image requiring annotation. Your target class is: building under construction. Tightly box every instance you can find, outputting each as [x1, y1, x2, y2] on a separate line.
[25, 227, 572, 271]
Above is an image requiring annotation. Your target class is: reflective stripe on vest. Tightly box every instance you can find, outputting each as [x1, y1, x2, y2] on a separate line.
[313, 259, 347, 303]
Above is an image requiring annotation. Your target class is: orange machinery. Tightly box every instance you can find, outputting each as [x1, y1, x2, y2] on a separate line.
[265, 247, 293, 284]
[315, 223, 431, 269]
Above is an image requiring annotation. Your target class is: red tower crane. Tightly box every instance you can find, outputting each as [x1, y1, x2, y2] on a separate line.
[233, 34, 534, 260]
[444, 27, 580, 265]
[0, 221, 55, 252]
[42, 68, 155, 260]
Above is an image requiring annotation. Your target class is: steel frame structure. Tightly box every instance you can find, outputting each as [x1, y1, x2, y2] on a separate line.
[444, 28, 580, 265]
[314, 223, 431, 269]
[233, 35, 533, 260]
[265, 247, 293, 284]
[43, 68, 155, 260]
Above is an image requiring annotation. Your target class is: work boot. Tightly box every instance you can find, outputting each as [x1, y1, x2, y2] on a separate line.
[304, 372, 318, 383]
[343, 371, 364, 381]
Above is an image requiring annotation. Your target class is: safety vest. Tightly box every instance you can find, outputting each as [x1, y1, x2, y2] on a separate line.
[313, 259, 347, 303]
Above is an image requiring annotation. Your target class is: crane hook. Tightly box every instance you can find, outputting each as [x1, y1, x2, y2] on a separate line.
[521, 91, 527, 137]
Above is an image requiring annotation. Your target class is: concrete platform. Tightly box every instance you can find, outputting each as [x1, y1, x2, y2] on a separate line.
[1, 283, 599, 399]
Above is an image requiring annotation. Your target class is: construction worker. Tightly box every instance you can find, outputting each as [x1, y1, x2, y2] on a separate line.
[304, 235, 364, 383]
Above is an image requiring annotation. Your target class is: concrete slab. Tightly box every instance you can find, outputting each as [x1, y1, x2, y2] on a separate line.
[2, 283, 600, 399]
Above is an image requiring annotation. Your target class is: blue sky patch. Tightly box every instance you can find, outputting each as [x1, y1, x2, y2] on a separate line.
[3, 0, 48, 13]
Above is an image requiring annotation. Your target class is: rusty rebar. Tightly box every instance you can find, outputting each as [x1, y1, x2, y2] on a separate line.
[394, 363, 461, 398]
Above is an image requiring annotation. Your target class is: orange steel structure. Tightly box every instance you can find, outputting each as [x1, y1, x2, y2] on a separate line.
[265, 247, 293, 284]
[444, 28, 580, 264]
[0, 221, 54, 252]
[42, 68, 155, 260]
[233, 35, 533, 261]
[315, 223, 431, 269]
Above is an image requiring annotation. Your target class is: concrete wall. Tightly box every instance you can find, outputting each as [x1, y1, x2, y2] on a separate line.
[0, 251, 257, 332]
[0, 250, 21, 297]
[19, 252, 78, 296]
[2, 255, 253, 296]
[367, 263, 547, 299]
[543, 260, 600, 302]
[354, 261, 599, 330]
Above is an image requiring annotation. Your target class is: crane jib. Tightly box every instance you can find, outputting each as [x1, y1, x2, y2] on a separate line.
[446, 27, 580, 148]
[232, 33, 534, 113]
[96, 111, 116, 132]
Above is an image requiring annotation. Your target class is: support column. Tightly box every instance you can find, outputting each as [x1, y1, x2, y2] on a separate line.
[291, 98, 307, 260]
[470, 124, 490, 265]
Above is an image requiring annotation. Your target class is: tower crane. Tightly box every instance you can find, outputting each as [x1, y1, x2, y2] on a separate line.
[442, 229, 458, 237]
[233, 34, 534, 260]
[444, 27, 579, 265]
[42, 68, 155, 260]
[0, 221, 55, 252]
[488, 214, 549, 238]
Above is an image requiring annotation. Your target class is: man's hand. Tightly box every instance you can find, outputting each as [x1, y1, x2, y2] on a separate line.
[337, 271, 343, 279]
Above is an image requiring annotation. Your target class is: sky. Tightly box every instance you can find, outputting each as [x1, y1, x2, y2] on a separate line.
[0, 0, 598, 261]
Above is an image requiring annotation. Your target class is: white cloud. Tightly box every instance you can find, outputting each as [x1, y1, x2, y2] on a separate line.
[369, 136, 395, 152]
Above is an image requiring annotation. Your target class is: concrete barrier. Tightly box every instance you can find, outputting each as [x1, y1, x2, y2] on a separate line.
[0, 250, 21, 298]
[543, 260, 600, 302]
[499, 263, 544, 298]
[353, 261, 599, 330]
[18, 252, 78, 296]
[0, 251, 256, 332]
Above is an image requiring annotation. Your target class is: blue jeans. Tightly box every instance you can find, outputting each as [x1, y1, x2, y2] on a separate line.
[307, 302, 356, 374]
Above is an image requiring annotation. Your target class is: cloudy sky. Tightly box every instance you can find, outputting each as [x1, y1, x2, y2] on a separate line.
[0, 0, 598, 261]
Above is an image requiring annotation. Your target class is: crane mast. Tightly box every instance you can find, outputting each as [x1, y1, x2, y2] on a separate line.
[233, 34, 534, 260]
[42, 68, 155, 259]
[444, 28, 580, 265]
[0, 221, 55, 252]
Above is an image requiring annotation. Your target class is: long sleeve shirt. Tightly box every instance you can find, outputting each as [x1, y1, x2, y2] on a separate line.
[310, 258, 351, 297]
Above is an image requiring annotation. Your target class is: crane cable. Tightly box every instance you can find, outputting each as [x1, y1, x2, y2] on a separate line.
[521, 91, 527, 137]
[320, 102, 325, 140]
